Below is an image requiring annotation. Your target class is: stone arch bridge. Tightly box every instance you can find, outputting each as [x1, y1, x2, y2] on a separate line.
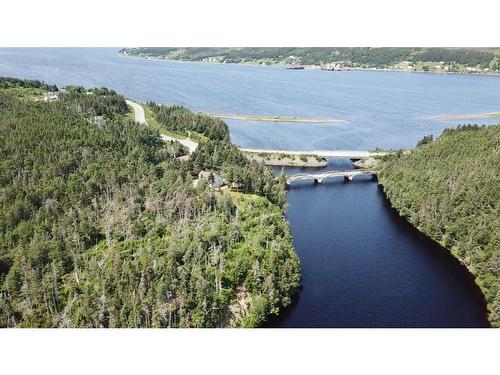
[286, 170, 377, 186]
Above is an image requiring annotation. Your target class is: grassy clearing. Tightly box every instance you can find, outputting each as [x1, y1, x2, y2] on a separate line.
[2, 87, 46, 100]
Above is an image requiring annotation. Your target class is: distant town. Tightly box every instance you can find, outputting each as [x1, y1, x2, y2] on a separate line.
[120, 47, 500, 75]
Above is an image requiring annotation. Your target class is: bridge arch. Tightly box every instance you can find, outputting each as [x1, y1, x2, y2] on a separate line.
[285, 170, 377, 186]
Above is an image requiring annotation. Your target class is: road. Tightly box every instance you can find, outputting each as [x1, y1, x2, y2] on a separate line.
[127, 99, 198, 154]
[126, 99, 146, 124]
[127, 100, 389, 159]
[160, 134, 198, 153]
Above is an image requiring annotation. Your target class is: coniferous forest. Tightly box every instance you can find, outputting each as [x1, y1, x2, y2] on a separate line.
[0, 78, 300, 327]
[378, 125, 500, 326]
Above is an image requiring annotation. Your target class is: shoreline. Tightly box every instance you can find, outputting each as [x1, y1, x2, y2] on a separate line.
[118, 52, 500, 77]
[206, 112, 345, 124]
[243, 152, 327, 168]
[432, 112, 500, 121]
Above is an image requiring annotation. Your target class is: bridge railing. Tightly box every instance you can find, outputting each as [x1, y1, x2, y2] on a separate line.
[285, 170, 377, 185]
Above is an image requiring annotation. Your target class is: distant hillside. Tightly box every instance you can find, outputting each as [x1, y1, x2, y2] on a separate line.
[378, 125, 500, 326]
[120, 47, 500, 73]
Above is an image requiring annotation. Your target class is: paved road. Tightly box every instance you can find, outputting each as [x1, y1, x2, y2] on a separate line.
[127, 100, 386, 158]
[126, 99, 146, 124]
[160, 134, 198, 154]
[286, 170, 377, 183]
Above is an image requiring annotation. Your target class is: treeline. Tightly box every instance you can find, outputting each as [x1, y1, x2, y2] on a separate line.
[121, 47, 499, 69]
[0, 76, 58, 91]
[148, 103, 229, 141]
[413, 48, 495, 68]
[61, 86, 129, 120]
[378, 125, 500, 326]
[0, 80, 300, 327]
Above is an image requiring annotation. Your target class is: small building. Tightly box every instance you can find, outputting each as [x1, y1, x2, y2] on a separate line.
[198, 171, 212, 180]
[198, 170, 224, 188]
[177, 155, 190, 162]
[41, 90, 65, 102]
[43, 94, 59, 102]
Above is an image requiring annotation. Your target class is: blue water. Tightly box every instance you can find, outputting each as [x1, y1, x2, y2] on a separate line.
[0, 48, 492, 327]
[265, 161, 489, 327]
[1, 48, 499, 150]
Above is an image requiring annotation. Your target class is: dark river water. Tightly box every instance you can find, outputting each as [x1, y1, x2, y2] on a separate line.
[0, 48, 493, 327]
[265, 160, 489, 327]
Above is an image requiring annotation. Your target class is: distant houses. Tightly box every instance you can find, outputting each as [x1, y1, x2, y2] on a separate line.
[34, 89, 66, 102]
[44, 94, 59, 101]
[34, 92, 59, 102]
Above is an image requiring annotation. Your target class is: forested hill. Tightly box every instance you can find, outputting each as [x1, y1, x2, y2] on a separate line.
[378, 125, 500, 326]
[0, 78, 300, 327]
[120, 47, 500, 72]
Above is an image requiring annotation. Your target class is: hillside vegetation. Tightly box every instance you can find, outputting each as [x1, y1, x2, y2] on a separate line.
[378, 125, 500, 326]
[120, 47, 500, 72]
[0, 78, 300, 327]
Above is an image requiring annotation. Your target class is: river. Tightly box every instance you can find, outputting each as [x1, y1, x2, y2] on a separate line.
[266, 161, 488, 327]
[1, 48, 494, 327]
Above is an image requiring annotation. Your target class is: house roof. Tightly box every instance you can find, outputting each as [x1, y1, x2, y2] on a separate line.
[198, 171, 212, 179]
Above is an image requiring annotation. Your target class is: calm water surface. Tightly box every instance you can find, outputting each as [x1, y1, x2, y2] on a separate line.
[1, 48, 499, 150]
[266, 161, 488, 327]
[0, 48, 492, 327]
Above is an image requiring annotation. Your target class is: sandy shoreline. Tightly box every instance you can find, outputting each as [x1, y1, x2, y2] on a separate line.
[432, 112, 500, 121]
[206, 112, 346, 124]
